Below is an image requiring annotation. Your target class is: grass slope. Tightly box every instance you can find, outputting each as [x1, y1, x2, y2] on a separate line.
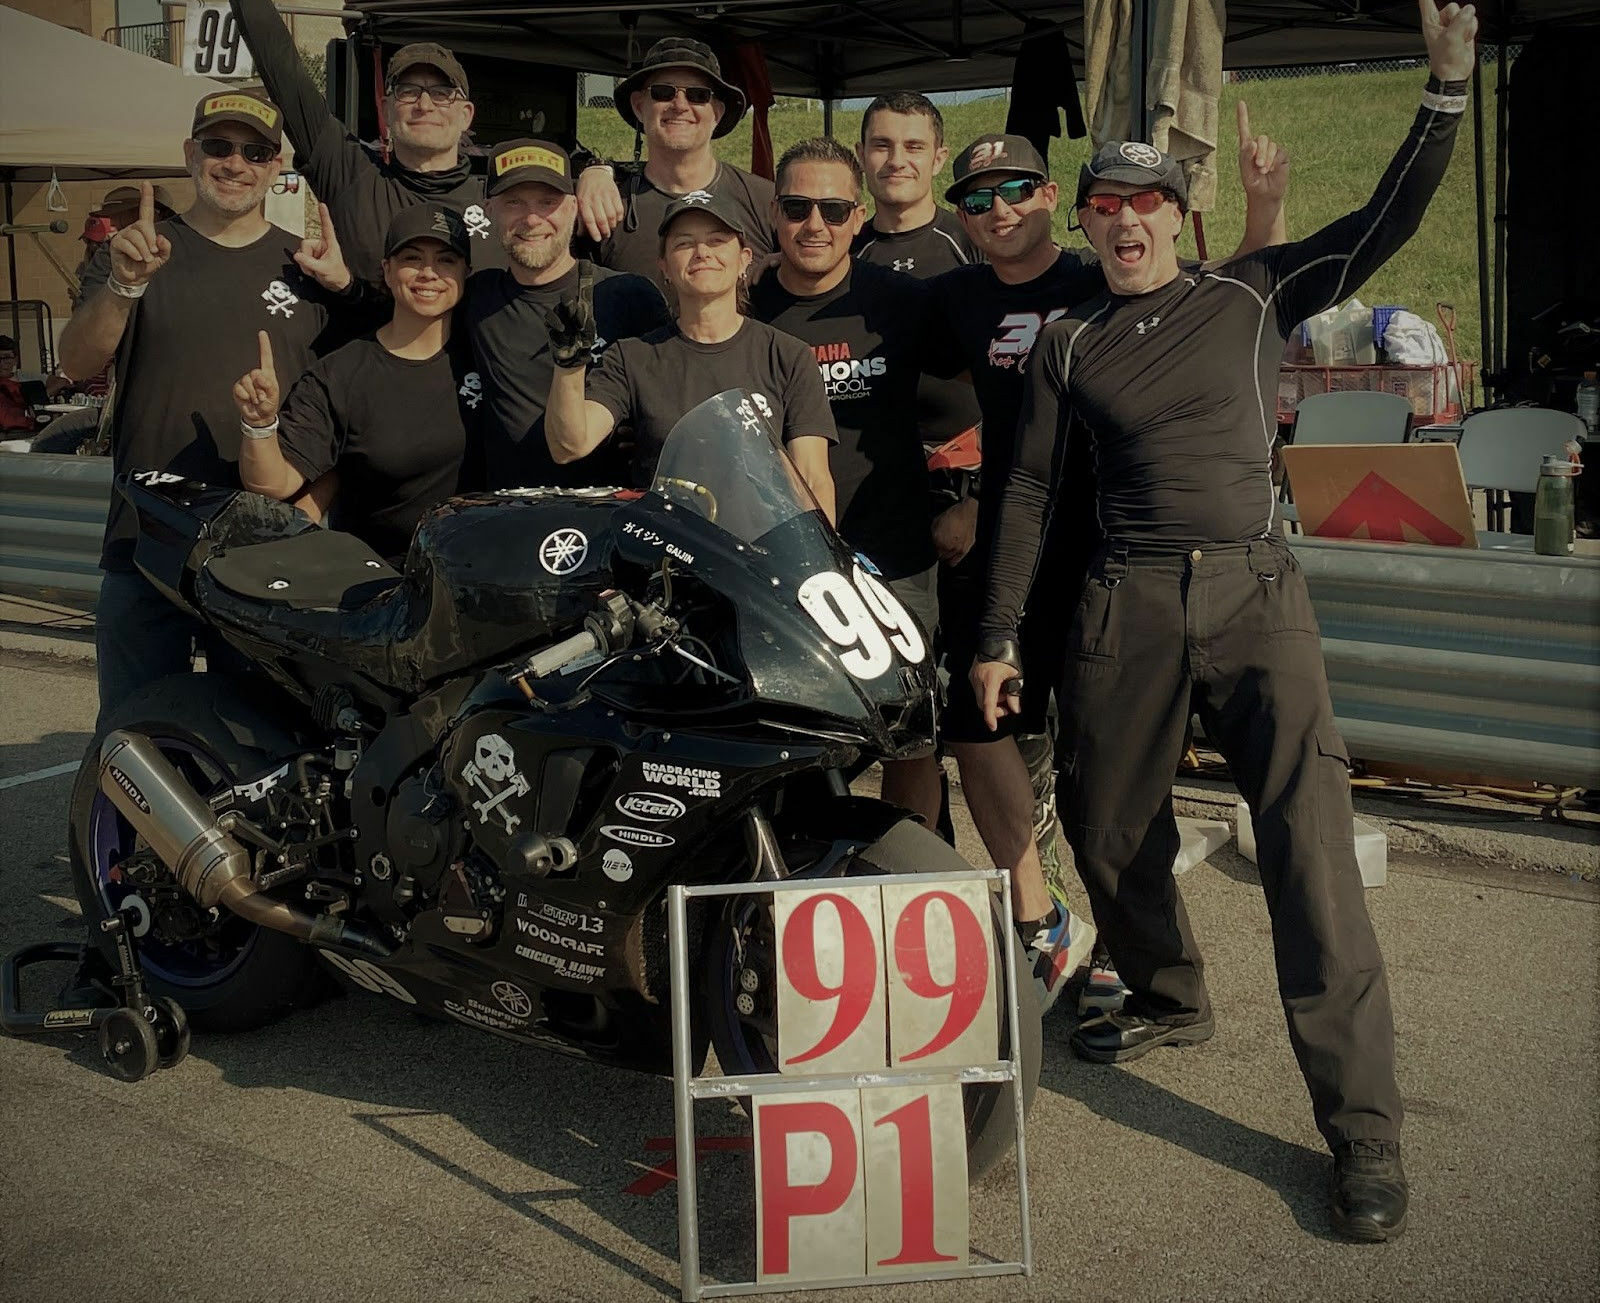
[578, 62, 1495, 367]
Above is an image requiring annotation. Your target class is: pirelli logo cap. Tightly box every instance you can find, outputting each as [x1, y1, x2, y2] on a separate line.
[487, 139, 574, 196]
[384, 203, 471, 260]
[192, 90, 282, 146]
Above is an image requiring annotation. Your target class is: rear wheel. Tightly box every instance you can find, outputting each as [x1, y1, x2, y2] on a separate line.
[702, 816, 1039, 1181]
[68, 674, 325, 1032]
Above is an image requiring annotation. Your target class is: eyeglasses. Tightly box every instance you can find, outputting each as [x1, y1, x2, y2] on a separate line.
[648, 83, 716, 106]
[776, 195, 859, 226]
[388, 81, 466, 106]
[1078, 189, 1174, 218]
[193, 137, 277, 165]
[957, 177, 1041, 215]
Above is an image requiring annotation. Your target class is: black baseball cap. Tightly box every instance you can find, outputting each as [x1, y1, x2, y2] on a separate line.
[386, 42, 470, 98]
[1076, 140, 1189, 211]
[94, 185, 176, 216]
[384, 204, 471, 259]
[192, 89, 282, 147]
[615, 37, 747, 139]
[658, 189, 747, 239]
[945, 133, 1048, 202]
[487, 139, 574, 197]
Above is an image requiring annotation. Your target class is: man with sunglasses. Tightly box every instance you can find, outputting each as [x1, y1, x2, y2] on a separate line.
[927, 126, 1288, 1015]
[972, 0, 1480, 1245]
[229, 0, 504, 285]
[58, 92, 355, 726]
[573, 37, 776, 288]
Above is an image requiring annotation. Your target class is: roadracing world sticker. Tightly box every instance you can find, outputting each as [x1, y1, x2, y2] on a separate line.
[639, 761, 721, 798]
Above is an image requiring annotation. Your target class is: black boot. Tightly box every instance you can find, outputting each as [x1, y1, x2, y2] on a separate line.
[1330, 1140, 1408, 1242]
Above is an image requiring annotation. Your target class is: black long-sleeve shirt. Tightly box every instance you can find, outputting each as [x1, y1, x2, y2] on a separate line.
[983, 84, 1466, 643]
[229, 0, 505, 285]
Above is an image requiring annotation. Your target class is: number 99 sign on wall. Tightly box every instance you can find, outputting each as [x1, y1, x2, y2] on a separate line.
[183, 1, 256, 80]
[755, 880, 1000, 1284]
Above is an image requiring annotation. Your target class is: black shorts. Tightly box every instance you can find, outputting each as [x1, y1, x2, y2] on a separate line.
[888, 565, 940, 644]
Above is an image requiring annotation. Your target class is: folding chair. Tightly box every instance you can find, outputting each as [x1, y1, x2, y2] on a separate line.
[1456, 408, 1584, 531]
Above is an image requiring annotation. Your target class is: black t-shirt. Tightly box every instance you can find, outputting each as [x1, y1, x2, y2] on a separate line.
[984, 94, 1465, 640]
[276, 333, 475, 562]
[81, 217, 344, 570]
[853, 208, 985, 457]
[464, 261, 670, 489]
[231, 0, 506, 286]
[749, 262, 937, 578]
[584, 319, 837, 486]
[587, 163, 776, 288]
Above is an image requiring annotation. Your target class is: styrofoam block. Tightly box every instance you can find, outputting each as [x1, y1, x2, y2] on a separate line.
[1173, 817, 1232, 876]
[1234, 800, 1387, 887]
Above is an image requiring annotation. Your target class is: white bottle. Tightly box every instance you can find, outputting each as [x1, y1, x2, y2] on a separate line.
[1577, 371, 1599, 439]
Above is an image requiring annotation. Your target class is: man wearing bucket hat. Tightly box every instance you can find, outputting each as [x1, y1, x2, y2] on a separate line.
[228, 0, 505, 285]
[972, 0, 1482, 1246]
[573, 36, 776, 287]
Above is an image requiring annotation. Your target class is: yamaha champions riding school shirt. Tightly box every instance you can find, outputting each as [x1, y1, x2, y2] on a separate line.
[230, 0, 506, 286]
[982, 81, 1469, 646]
[81, 218, 346, 571]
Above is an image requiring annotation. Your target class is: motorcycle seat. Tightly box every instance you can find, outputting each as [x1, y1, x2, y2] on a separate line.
[207, 529, 402, 611]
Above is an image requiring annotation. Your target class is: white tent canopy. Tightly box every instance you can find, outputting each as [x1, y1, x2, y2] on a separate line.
[0, 7, 228, 181]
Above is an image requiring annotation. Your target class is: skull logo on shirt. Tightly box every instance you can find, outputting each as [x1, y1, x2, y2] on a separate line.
[262, 279, 299, 317]
[459, 371, 483, 409]
[462, 205, 492, 238]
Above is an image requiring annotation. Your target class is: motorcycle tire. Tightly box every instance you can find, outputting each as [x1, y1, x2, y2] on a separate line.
[68, 672, 326, 1032]
[702, 816, 1041, 1182]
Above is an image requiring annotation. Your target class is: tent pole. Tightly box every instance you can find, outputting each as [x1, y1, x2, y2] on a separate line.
[4, 177, 19, 345]
[1472, 57, 1490, 403]
[1492, 35, 1509, 391]
[1131, 0, 1152, 140]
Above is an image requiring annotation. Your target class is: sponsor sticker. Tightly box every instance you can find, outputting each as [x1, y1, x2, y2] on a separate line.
[539, 528, 588, 575]
[107, 765, 151, 814]
[444, 997, 525, 1032]
[201, 93, 279, 130]
[533, 901, 604, 934]
[601, 825, 675, 849]
[515, 945, 606, 984]
[495, 144, 567, 176]
[639, 761, 722, 798]
[514, 914, 605, 956]
[43, 1009, 95, 1029]
[615, 791, 686, 823]
[491, 980, 533, 1018]
[602, 848, 634, 881]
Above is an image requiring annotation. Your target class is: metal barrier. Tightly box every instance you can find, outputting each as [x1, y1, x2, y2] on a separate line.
[0, 452, 110, 606]
[1, 452, 1595, 787]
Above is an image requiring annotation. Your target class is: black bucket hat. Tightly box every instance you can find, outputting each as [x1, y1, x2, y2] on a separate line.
[615, 37, 747, 139]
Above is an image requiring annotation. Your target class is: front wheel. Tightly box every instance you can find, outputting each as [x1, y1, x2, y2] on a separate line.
[701, 817, 1040, 1181]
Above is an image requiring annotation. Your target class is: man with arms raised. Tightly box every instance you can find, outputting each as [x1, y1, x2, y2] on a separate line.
[575, 37, 775, 285]
[230, 0, 502, 283]
[466, 139, 669, 489]
[972, 0, 1479, 1244]
[58, 92, 352, 724]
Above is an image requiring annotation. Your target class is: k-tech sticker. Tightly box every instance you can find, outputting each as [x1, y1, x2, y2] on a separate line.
[601, 825, 676, 849]
[615, 792, 686, 822]
[796, 563, 927, 679]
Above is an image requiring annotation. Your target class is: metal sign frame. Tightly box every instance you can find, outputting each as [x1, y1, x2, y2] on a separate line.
[666, 869, 1032, 1301]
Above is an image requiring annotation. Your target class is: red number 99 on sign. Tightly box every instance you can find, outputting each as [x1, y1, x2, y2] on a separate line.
[891, 890, 991, 1062]
[778, 890, 885, 1068]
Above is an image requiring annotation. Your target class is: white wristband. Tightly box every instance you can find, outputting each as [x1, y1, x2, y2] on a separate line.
[107, 274, 147, 300]
[1421, 89, 1468, 114]
[241, 418, 280, 440]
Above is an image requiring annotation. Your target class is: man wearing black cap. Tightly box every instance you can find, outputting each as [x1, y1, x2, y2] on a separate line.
[972, 0, 1481, 1246]
[229, 0, 504, 285]
[58, 91, 354, 724]
[924, 123, 1288, 1013]
[573, 37, 775, 287]
[466, 139, 669, 489]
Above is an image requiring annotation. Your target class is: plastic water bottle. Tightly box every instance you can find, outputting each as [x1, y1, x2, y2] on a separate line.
[1534, 455, 1578, 556]
[1578, 371, 1600, 439]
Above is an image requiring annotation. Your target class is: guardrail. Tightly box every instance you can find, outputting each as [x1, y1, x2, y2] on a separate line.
[2, 451, 1596, 788]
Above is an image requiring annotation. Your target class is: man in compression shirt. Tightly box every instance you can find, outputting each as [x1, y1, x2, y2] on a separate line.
[971, 0, 1481, 1246]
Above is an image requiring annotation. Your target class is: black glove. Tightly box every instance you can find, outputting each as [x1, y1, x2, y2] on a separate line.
[539, 259, 596, 369]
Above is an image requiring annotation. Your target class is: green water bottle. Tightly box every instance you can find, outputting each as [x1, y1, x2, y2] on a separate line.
[1533, 454, 1578, 556]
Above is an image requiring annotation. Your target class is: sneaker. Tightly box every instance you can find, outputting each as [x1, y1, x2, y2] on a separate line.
[1021, 899, 1096, 1015]
[1078, 949, 1131, 1017]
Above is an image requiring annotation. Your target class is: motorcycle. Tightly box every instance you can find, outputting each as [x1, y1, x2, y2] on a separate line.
[63, 390, 1039, 1177]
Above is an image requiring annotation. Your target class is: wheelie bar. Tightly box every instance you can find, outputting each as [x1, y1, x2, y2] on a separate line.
[0, 907, 190, 1081]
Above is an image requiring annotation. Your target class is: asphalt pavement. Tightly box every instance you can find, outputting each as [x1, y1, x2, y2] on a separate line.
[1, 645, 1596, 1303]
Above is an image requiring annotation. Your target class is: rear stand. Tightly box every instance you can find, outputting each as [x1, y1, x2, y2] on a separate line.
[0, 907, 190, 1081]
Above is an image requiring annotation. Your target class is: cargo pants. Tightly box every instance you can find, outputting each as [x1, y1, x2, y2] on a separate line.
[1057, 536, 1402, 1147]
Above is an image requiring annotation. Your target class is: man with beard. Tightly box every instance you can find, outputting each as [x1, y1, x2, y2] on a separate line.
[58, 91, 353, 724]
[971, 0, 1478, 1243]
[230, 0, 503, 284]
[573, 37, 775, 286]
[464, 140, 669, 489]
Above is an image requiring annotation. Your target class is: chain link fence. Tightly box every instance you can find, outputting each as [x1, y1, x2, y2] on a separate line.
[1230, 44, 1518, 81]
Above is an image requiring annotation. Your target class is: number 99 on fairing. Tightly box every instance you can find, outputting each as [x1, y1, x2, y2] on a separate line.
[797, 564, 927, 680]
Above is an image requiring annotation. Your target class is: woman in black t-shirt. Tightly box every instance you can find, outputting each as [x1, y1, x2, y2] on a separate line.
[233, 204, 477, 562]
[543, 191, 837, 516]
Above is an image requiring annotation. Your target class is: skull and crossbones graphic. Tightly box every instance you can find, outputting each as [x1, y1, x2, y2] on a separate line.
[262, 279, 299, 317]
[462, 204, 492, 239]
[460, 733, 530, 833]
[459, 372, 483, 409]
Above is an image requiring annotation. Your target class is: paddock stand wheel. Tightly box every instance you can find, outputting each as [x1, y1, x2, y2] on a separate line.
[99, 1007, 159, 1082]
[151, 997, 191, 1070]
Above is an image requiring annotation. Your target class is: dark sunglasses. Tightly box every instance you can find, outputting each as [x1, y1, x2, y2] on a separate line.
[648, 82, 716, 106]
[776, 195, 859, 226]
[1079, 188, 1174, 218]
[957, 177, 1041, 215]
[194, 136, 276, 165]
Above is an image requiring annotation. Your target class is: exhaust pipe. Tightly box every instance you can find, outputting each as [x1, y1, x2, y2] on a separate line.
[99, 731, 391, 959]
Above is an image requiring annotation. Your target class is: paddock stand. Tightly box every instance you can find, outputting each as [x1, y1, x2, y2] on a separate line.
[0, 907, 190, 1081]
